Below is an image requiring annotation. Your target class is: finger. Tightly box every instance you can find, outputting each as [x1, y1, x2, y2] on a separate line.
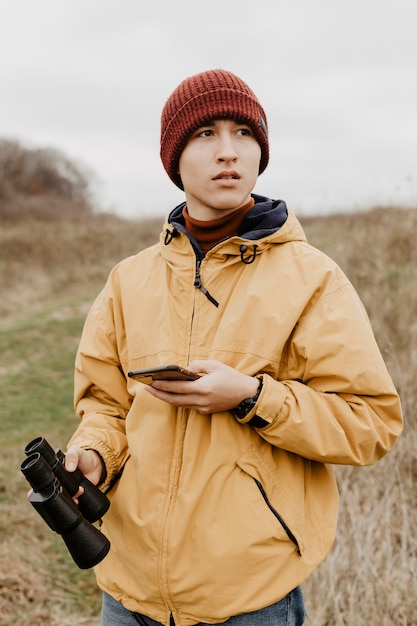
[187, 359, 215, 375]
[65, 446, 82, 472]
[73, 486, 85, 503]
[146, 387, 215, 413]
[65, 457, 78, 472]
[145, 385, 201, 406]
[150, 379, 201, 394]
[146, 384, 192, 402]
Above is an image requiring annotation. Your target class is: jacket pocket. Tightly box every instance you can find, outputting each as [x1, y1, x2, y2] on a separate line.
[253, 478, 301, 555]
[236, 444, 305, 555]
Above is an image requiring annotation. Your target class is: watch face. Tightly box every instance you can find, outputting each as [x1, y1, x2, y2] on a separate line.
[234, 378, 263, 420]
[234, 397, 256, 419]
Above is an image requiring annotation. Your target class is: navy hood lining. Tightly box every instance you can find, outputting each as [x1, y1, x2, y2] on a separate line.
[168, 194, 288, 241]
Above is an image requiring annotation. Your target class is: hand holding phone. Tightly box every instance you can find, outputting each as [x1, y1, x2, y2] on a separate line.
[128, 365, 201, 385]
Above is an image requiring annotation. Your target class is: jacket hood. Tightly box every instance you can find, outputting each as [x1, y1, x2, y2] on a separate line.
[166, 194, 307, 248]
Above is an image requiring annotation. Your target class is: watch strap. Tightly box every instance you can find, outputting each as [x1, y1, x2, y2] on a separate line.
[234, 377, 268, 427]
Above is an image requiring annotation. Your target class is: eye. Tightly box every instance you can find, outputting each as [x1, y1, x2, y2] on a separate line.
[194, 128, 214, 138]
[236, 126, 252, 136]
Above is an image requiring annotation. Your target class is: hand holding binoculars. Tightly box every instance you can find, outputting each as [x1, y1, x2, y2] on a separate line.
[21, 436, 110, 569]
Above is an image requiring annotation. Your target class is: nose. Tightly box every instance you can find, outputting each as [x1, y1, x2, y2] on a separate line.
[216, 131, 238, 163]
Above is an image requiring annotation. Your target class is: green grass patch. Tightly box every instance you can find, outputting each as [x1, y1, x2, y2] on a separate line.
[0, 299, 102, 624]
[0, 305, 84, 443]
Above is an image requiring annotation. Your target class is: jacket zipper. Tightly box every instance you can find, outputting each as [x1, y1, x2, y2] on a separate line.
[166, 225, 219, 308]
[254, 479, 301, 555]
[194, 258, 219, 308]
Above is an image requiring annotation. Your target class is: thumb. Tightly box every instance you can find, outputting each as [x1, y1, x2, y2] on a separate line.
[65, 445, 82, 472]
[187, 359, 216, 375]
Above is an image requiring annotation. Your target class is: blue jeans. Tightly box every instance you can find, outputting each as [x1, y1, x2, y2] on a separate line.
[100, 588, 306, 625]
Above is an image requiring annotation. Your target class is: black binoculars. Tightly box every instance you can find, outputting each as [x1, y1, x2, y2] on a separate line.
[21, 436, 111, 569]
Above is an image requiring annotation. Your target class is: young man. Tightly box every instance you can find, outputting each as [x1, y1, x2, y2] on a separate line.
[66, 69, 403, 626]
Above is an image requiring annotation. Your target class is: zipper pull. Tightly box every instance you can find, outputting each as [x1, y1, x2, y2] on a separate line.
[194, 260, 219, 308]
[194, 259, 203, 289]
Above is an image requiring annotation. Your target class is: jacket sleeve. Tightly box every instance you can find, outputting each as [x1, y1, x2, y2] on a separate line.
[67, 283, 132, 487]
[242, 276, 403, 466]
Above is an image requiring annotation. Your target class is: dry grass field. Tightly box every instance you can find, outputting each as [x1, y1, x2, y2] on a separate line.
[0, 145, 416, 624]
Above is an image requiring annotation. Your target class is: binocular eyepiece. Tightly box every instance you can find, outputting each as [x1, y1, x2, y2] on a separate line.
[21, 436, 110, 569]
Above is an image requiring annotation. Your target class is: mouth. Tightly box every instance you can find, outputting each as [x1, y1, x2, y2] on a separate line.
[213, 171, 240, 181]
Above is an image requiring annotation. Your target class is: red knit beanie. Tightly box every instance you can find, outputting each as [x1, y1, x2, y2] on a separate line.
[160, 69, 269, 189]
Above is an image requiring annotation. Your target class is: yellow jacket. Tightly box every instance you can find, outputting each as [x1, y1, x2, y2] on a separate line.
[69, 198, 402, 626]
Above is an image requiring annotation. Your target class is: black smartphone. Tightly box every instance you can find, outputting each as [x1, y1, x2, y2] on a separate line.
[128, 365, 201, 384]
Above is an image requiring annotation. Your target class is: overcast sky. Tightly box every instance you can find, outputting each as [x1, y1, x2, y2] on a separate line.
[1, 0, 416, 218]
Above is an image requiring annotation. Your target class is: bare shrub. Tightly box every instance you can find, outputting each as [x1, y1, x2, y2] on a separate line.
[0, 139, 94, 220]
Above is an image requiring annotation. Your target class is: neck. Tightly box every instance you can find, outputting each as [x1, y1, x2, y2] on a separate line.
[183, 198, 255, 254]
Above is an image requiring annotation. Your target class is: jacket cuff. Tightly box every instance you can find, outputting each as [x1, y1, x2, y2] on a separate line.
[67, 438, 121, 491]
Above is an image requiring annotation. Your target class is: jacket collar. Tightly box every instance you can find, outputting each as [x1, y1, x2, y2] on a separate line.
[162, 195, 307, 262]
[167, 194, 288, 241]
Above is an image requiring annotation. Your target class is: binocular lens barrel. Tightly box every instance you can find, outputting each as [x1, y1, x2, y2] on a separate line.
[21, 436, 111, 569]
[21, 452, 55, 491]
[24, 436, 110, 522]
[25, 436, 56, 464]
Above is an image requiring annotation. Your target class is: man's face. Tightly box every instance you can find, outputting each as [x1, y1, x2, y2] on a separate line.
[178, 119, 261, 221]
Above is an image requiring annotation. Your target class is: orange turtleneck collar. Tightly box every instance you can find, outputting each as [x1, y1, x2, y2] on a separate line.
[182, 198, 255, 254]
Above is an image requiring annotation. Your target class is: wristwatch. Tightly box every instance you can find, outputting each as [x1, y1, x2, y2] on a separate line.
[233, 377, 269, 428]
